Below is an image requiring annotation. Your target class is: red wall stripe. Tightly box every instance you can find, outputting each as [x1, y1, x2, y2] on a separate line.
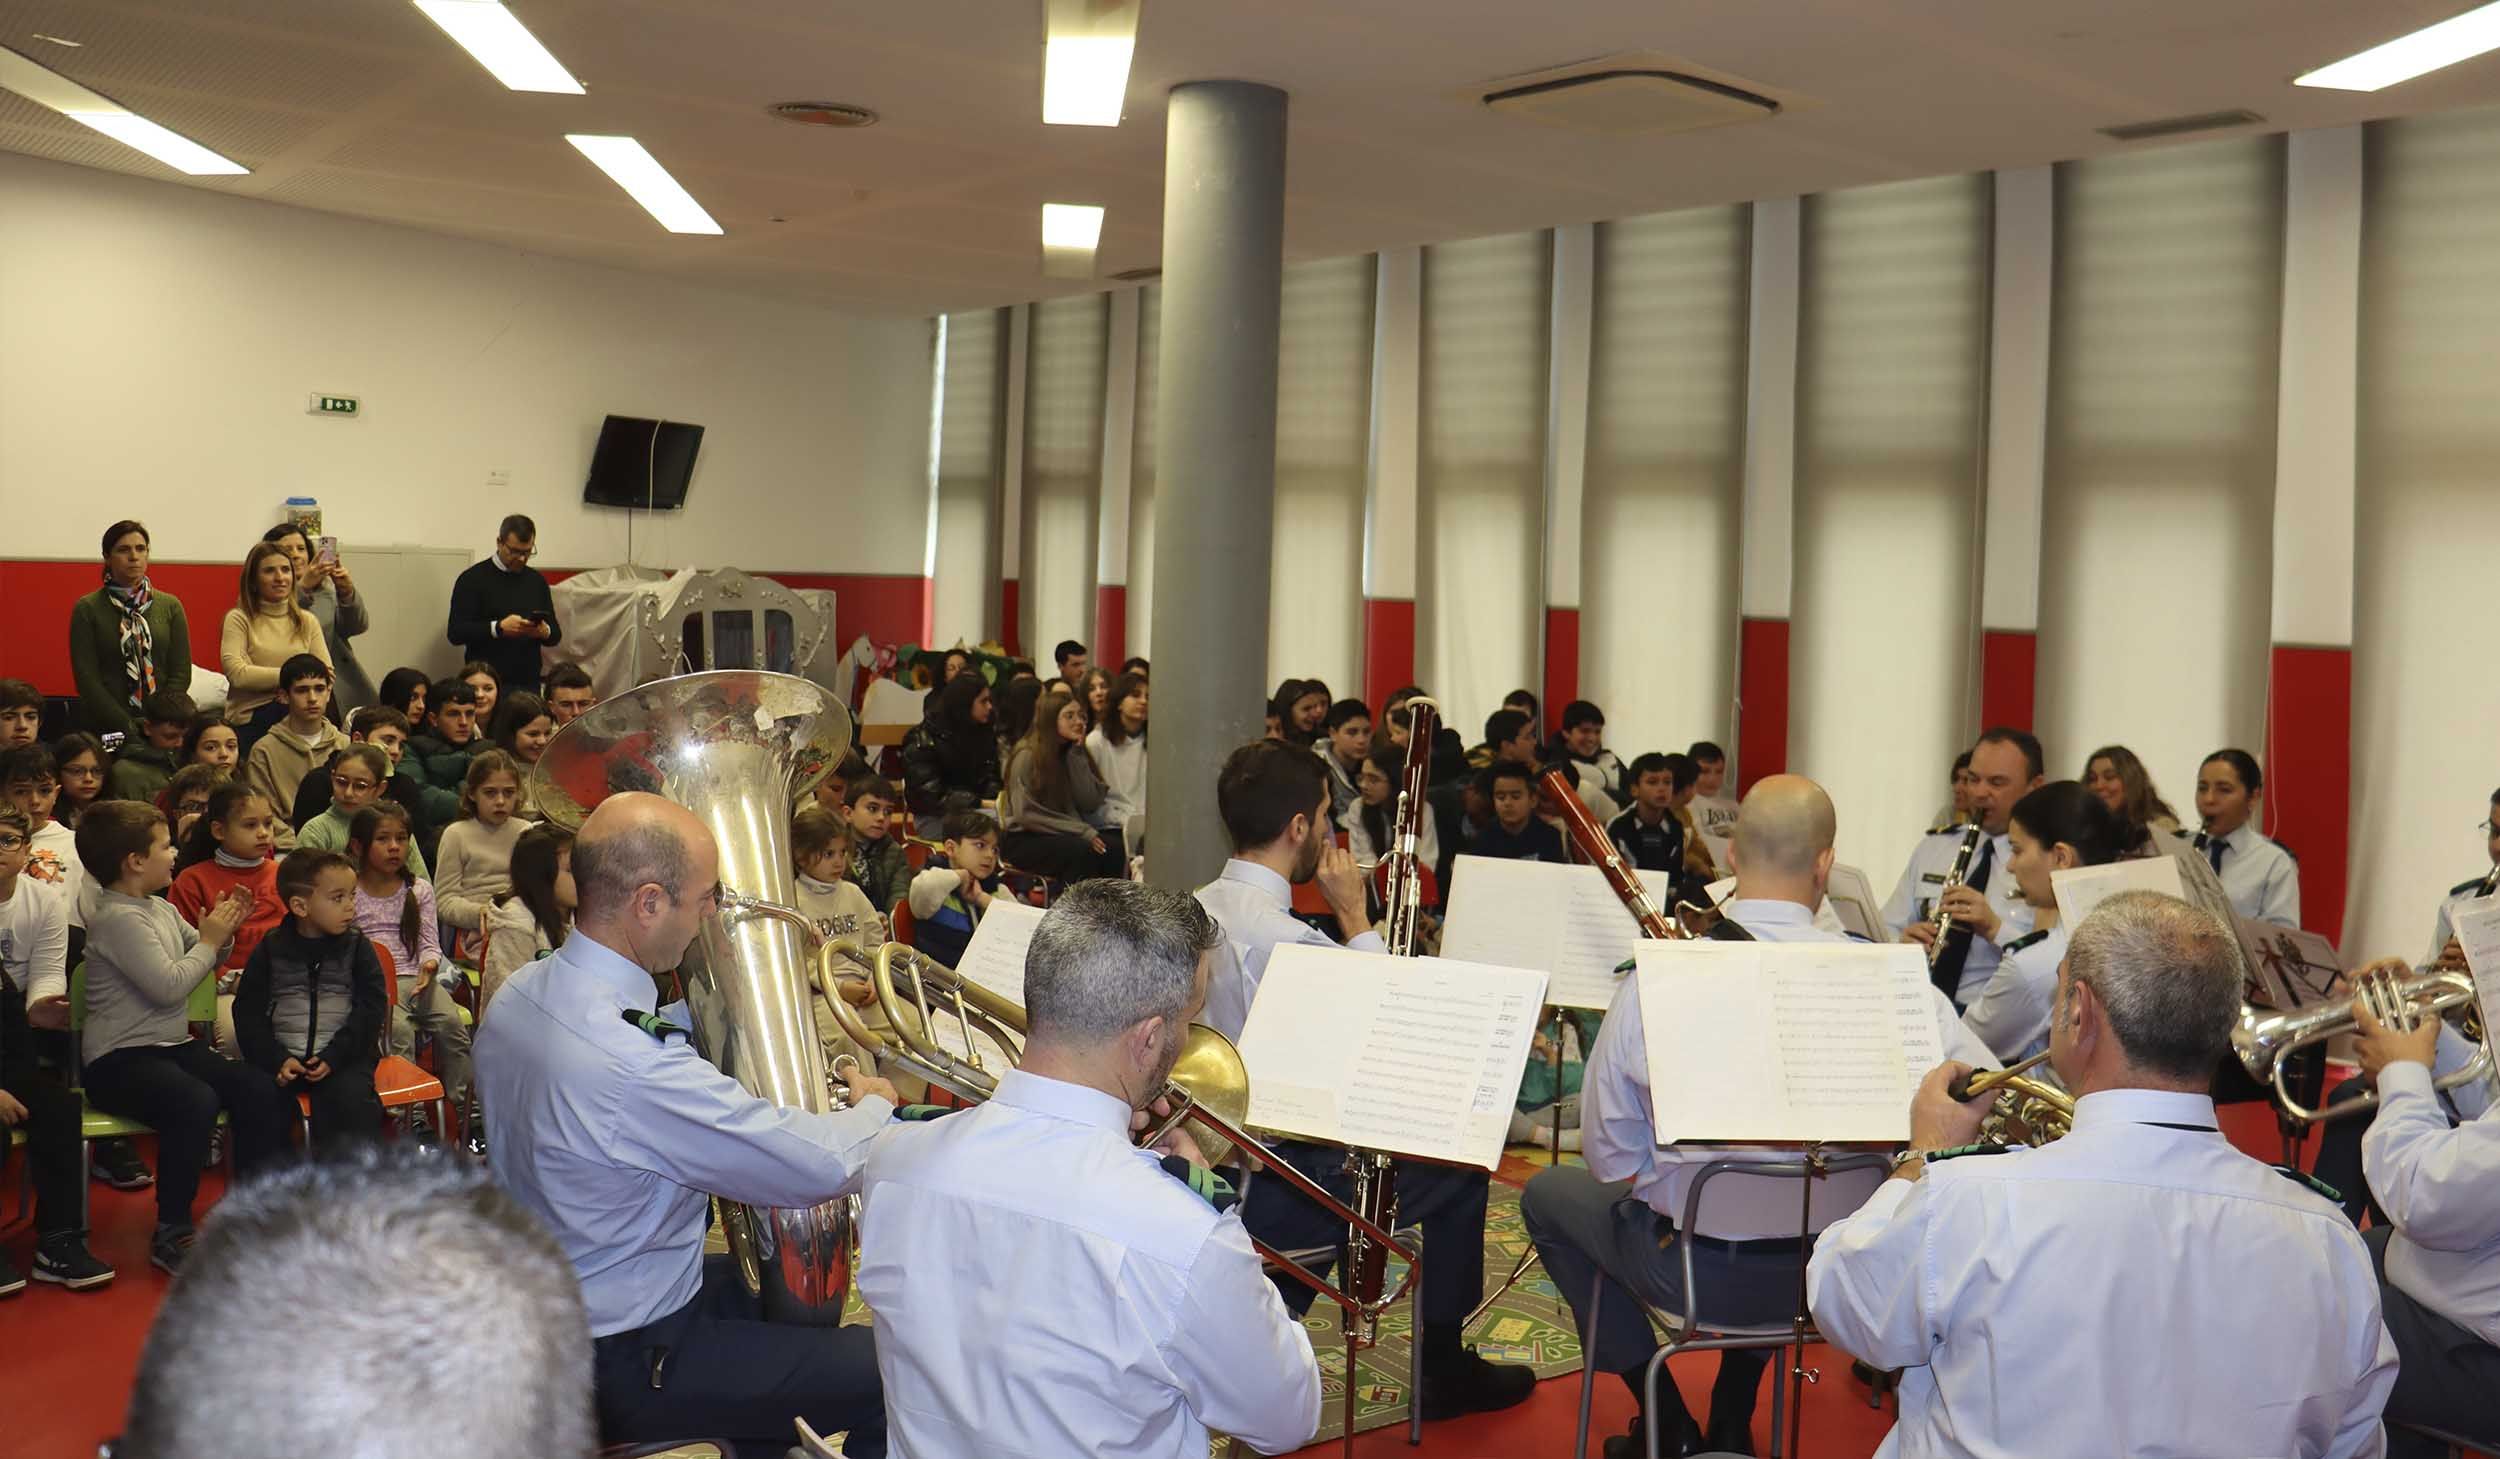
[1541, 607, 1580, 735]
[1736, 616, 1790, 797]
[1094, 584, 1127, 672]
[999, 578, 1022, 659]
[2264, 643, 2352, 942]
[1362, 597, 1416, 716]
[1979, 629, 2038, 732]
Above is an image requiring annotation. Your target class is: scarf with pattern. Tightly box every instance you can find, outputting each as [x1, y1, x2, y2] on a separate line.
[102, 570, 155, 713]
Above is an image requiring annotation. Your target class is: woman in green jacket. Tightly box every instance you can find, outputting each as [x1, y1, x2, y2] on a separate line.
[69, 520, 193, 738]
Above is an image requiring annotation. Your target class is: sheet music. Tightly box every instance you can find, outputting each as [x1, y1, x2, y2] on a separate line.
[2449, 898, 2500, 1038]
[1237, 944, 1547, 1169]
[2050, 856, 2183, 930]
[951, 896, 1044, 1006]
[2232, 917, 2346, 1010]
[1440, 855, 1672, 1010]
[1825, 864, 1883, 942]
[1636, 941, 1940, 1143]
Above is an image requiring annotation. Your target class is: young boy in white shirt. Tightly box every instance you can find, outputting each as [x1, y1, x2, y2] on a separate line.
[0, 806, 113, 1292]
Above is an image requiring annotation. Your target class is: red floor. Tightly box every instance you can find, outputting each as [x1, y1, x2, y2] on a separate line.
[0, 1102, 2334, 1459]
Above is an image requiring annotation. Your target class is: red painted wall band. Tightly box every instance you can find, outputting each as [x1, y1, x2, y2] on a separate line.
[1979, 629, 2038, 733]
[1361, 598, 1416, 717]
[1094, 584, 1127, 673]
[2265, 643, 2352, 943]
[1542, 607, 1580, 736]
[998, 578, 1022, 659]
[1736, 616, 1790, 797]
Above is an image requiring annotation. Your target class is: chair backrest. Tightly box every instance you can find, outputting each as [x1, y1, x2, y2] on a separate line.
[1684, 1153, 1892, 1241]
[369, 939, 398, 1056]
[890, 898, 917, 948]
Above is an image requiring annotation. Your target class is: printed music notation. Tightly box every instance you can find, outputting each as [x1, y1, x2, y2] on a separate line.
[2448, 899, 2500, 1037]
[952, 897, 1044, 1006]
[1637, 941, 1941, 1144]
[1237, 944, 1549, 1170]
[1441, 855, 1675, 1010]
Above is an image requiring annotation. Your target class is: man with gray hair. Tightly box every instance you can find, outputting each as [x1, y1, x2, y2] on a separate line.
[1809, 891, 2397, 1458]
[856, 879, 1321, 1458]
[117, 1144, 595, 1459]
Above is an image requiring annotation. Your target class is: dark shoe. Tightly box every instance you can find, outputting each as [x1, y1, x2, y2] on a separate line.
[1602, 1409, 1705, 1459]
[1417, 1346, 1536, 1419]
[31, 1234, 114, 1291]
[91, 1139, 154, 1190]
[0, 1250, 24, 1298]
[149, 1224, 197, 1277]
[1702, 1417, 1757, 1456]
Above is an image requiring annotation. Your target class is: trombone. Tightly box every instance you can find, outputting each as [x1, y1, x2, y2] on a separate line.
[2233, 962, 2497, 1122]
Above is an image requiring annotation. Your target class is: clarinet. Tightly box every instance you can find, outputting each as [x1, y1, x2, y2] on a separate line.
[1929, 825, 1984, 968]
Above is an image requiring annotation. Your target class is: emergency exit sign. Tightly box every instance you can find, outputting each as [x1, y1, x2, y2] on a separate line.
[309, 393, 360, 417]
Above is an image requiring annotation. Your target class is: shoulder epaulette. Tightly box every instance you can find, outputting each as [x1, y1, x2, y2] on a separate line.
[2449, 875, 2491, 898]
[619, 1008, 688, 1042]
[1924, 1141, 2012, 1163]
[892, 1103, 953, 1123]
[2272, 1164, 2342, 1205]
[1159, 1154, 1239, 1213]
[2001, 929, 2052, 955]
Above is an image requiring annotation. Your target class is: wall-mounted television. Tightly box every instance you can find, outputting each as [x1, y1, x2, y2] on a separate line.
[584, 415, 703, 510]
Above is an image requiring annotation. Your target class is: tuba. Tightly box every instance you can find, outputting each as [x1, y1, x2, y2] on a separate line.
[2233, 962, 2496, 1122]
[532, 670, 859, 1325]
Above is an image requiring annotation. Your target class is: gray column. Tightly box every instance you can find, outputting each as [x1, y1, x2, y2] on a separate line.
[1144, 80, 1287, 892]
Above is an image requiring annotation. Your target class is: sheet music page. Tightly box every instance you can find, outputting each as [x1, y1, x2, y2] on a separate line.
[951, 896, 1044, 1005]
[1636, 941, 1934, 1143]
[2050, 857, 2183, 930]
[1825, 864, 1884, 941]
[1440, 855, 1670, 1011]
[2232, 918, 2345, 1010]
[1237, 944, 1547, 1169]
[2448, 898, 2500, 1036]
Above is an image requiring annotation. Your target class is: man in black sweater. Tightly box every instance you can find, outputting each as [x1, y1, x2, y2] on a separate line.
[446, 514, 560, 696]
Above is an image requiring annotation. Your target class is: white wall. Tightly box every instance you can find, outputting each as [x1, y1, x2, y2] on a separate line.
[0, 151, 934, 572]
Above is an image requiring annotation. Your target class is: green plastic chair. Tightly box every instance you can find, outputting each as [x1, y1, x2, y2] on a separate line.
[65, 959, 228, 1226]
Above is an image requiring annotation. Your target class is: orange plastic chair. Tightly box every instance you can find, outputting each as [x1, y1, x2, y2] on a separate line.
[890, 899, 918, 948]
[293, 942, 449, 1150]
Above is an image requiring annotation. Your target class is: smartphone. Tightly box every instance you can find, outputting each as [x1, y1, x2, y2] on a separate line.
[316, 535, 340, 567]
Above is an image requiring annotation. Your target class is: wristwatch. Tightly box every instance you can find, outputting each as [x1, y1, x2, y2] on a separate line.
[1888, 1148, 1931, 1175]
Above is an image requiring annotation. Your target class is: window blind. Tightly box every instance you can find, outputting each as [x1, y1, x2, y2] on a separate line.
[932, 308, 1004, 648]
[1021, 293, 1108, 656]
[1271, 254, 1377, 695]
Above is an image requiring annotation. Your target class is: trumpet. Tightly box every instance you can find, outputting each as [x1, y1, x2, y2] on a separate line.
[2233, 963, 2497, 1122]
[1949, 1050, 2073, 1145]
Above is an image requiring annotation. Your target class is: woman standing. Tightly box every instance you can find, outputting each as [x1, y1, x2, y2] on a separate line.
[69, 520, 193, 738]
[261, 523, 373, 714]
[220, 541, 329, 758]
[998, 687, 1120, 883]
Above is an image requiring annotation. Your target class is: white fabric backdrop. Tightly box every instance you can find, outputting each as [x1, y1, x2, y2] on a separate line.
[1271, 255, 1376, 696]
[1021, 293, 1107, 657]
[932, 308, 1002, 649]
[1128, 285, 1160, 662]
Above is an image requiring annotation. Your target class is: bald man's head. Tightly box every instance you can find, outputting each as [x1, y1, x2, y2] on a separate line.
[1731, 774, 1837, 882]
[573, 792, 709, 922]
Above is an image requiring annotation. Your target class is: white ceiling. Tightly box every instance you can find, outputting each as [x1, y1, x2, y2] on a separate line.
[3, 0, 2497, 316]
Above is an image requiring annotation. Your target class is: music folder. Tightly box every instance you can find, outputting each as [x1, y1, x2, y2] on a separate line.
[1440, 854, 1673, 1010]
[1235, 944, 1548, 1170]
[2451, 899, 2500, 1037]
[1636, 940, 1944, 1144]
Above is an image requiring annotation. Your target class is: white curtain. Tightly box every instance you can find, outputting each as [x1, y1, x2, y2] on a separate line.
[1791, 176, 1990, 880]
[1583, 206, 1750, 760]
[931, 309, 1003, 650]
[2035, 138, 2282, 806]
[1270, 255, 1376, 697]
[1128, 285, 1160, 662]
[1419, 231, 1550, 738]
[2349, 107, 2500, 960]
[1021, 293, 1107, 656]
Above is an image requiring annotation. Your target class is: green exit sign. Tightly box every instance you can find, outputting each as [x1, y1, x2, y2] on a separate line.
[309, 393, 360, 417]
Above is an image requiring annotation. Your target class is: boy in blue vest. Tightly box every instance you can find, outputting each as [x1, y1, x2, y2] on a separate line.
[905, 809, 1002, 968]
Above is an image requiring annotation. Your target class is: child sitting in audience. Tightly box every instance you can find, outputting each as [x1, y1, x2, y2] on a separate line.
[403, 678, 482, 800]
[459, 661, 501, 726]
[1547, 700, 1625, 820]
[906, 808, 1002, 969]
[434, 750, 527, 936]
[157, 764, 227, 845]
[182, 715, 239, 774]
[543, 662, 597, 726]
[291, 706, 456, 843]
[490, 692, 553, 821]
[1469, 708, 1541, 775]
[233, 848, 386, 1149]
[74, 800, 293, 1275]
[52, 734, 107, 830]
[481, 824, 573, 1013]
[376, 667, 428, 726]
[843, 775, 912, 916]
[347, 802, 468, 1111]
[795, 804, 885, 945]
[0, 681, 42, 749]
[1084, 671, 1148, 829]
[1608, 752, 1689, 876]
[1472, 762, 1564, 862]
[297, 744, 430, 874]
[999, 688, 1120, 884]
[242, 654, 347, 848]
[104, 690, 195, 805]
[0, 805, 114, 1292]
[170, 783, 288, 1054]
[3, 747, 84, 907]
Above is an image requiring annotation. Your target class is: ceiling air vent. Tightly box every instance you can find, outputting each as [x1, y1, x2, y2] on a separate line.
[768, 101, 879, 129]
[2098, 108, 2263, 142]
[1477, 53, 1792, 136]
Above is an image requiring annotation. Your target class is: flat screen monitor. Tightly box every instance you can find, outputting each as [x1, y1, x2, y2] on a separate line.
[584, 415, 703, 510]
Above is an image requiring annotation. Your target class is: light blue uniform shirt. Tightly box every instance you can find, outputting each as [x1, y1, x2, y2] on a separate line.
[475, 930, 895, 1337]
[1809, 1088, 2397, 1459]
[2203, 820, 2302, 928]
[1960, 922, 2067, 1065]
[1194, 858, 1386, 1042]
[1881, 828, 2034, 1005]
[859, 1068, 1321, 1458]
[2365, 1059, 2500, 1347]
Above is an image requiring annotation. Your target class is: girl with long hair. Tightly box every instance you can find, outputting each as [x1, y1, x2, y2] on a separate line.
[998, 687, 1119, 882]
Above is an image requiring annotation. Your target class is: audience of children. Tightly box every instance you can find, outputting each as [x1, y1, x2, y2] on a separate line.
[232, 849, 387, 1149]
[0, 805, 114, 1292]
[168, 783, 288, 1056]
[347, 802, 470, 1112]
[433, 750, 527, 939]
[240, 654, 347, 848]
[841, 774, 912, 917]
[489, 692, 553, 821]
[52, 734, 108, 831]
[480, 823, 573, 1013]
[905, 808, 1001, 969]
[182, 716, 239, 775]
[103, 690, 195, 804]
[3, 746, 87, 908]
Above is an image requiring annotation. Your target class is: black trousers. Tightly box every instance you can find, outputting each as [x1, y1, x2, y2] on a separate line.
[292, 1059, 384, 1150]
[1239, 1138, 1488, 1328]
[82, 1040, 296, 1228]
[2308, 1076, 2386, 1224]
[592, 1253, 885, 1459]
[2, 981, 80, 1237]
[2368, 1226, 2500, 1457]
[997, 827, 1124, 886]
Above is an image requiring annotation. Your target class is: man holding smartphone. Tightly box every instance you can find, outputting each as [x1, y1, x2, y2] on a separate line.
[447, 513, 561, 697]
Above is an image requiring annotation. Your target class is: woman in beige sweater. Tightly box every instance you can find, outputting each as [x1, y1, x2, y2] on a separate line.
[219, 540, 329, 758]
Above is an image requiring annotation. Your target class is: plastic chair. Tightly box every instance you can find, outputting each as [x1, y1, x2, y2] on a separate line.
[1570, 1153, 1891, 1459]
[889, 899, 917, 949]
[354, 942, 448, 1147]
[66, 960, 226, 1228]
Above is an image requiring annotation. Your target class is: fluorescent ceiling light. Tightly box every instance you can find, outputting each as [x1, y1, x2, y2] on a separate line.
[2296, 1, 2500, 91]
[1041, 202, 1105, 250]
[566, 134, 722, 234]
[413, 0, 584, 94]
[1041, 0, 1140, 125]
[0, 45, 246, 174]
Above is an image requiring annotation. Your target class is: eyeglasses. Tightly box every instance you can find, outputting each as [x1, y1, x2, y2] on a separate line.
[501, 540, 538, 559]
[332, 776, 379, 794]
[0, 833, 25, 850]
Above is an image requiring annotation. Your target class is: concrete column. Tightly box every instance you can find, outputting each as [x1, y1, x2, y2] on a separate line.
[1145, 80, 1287, 891]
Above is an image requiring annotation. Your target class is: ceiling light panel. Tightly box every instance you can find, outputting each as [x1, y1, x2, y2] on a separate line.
[567, 135, 722, 234]
[413, 0, 585, 94]
[1041, 0, 1140, 125]
[0, 45, 247, 174]
[1041, 202, 1103, 277]
[2297, 1, 2500, 91]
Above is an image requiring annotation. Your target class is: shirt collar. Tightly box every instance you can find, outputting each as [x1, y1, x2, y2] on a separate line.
[2221, 822, 2260, 852]
[561, 930, 663, 1011]
[490, 552, 518, 573]
[1723, 897, 1812, 928]
[1220, 857, 1292, 910]
[2068, 1087, 2219, 1133]
[991, 1068, 1135, 1137]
